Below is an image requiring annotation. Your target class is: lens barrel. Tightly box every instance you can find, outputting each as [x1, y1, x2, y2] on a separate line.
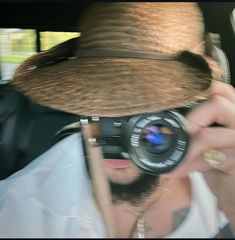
[128, 110, 190, 174]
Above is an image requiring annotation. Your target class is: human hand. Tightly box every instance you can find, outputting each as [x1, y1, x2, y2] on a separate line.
[164, 80, 235, 224]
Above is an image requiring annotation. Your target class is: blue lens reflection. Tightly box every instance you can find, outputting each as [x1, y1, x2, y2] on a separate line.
[145, 127, 164, 145]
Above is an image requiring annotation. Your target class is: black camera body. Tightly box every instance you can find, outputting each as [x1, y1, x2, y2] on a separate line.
[87, 106, 192, 175]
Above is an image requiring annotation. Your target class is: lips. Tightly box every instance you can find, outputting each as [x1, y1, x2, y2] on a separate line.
[105, 159, 133, 169]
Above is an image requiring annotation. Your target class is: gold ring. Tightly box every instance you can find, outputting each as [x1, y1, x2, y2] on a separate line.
[203, 148, 227, 168]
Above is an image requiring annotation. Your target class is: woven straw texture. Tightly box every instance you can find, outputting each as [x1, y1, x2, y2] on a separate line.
[12, 2, 222, 117]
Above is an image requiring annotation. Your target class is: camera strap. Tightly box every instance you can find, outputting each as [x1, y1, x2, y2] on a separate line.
[80, 119, 117, 238]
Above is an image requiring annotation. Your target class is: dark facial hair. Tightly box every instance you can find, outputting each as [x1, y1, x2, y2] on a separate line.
[110, 172, 160, 205]
[82, 137, 160, 205]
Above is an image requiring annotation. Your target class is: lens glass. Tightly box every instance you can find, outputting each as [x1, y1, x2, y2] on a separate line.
[141, 124, 174, 154]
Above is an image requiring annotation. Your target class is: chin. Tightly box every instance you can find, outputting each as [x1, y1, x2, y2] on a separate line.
[108, 168, 160, 205]
[104, 159, 142, 185]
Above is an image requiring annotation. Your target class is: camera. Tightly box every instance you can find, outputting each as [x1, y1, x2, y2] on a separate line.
[85, 106, 193, 175]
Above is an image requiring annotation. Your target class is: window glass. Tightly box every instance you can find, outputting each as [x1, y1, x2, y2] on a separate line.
[0, 29, 79, 82]
[40, 31, 80, 51]
[0, 28, 36, 82]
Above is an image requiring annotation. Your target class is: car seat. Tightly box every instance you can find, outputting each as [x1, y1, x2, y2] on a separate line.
[0, 83, 79, 179]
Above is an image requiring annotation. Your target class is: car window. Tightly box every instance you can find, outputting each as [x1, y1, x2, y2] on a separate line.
[0, 28, 79, 83]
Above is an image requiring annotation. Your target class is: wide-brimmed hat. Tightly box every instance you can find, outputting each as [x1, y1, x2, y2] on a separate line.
[12, 2, 222, 117]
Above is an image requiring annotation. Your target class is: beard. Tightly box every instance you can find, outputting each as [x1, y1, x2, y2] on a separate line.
[82, 141, 160, 205]
[109, 172, 160, 206]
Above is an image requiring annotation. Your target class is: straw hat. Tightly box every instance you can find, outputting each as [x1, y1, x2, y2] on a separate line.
[12, 2, 222, 117]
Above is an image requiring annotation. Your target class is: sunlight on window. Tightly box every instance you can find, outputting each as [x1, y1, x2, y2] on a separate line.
[0, 29, 80, 81]
[0, 28, 36, 81]
[40, 31, 80, 51]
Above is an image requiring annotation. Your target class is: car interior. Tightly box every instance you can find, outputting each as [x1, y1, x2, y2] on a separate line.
[0, 2, 235, 180]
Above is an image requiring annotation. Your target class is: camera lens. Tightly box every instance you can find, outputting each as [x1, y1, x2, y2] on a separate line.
[141, 124, 174, 154]
[128, 110, 190, 174]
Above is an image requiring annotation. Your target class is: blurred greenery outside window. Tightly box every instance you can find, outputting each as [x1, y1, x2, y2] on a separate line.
[0, 28, 79, 81]
[40, 31, 80, 51]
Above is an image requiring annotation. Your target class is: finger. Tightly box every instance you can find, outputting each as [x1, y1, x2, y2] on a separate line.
[192, 148, 235, 174]
[186, 95, 235, 135]
[195, 127, 235, 149]
[209, 80, 235, 104]
[163, 127, 235, 178]
[179, 147, 235, 176]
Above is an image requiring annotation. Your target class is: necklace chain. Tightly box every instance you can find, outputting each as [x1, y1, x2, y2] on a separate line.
[136, 215, 145, 238]
[125, 179, 173, 238]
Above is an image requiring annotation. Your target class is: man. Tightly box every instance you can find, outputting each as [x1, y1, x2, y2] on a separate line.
[0, 2, 235, 238]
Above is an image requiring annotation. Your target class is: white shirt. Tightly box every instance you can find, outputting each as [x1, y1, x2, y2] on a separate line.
[167, 172, 228, 238]
[0, 133, 228, 238]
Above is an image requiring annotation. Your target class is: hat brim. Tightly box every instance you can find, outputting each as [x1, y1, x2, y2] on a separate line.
[12, 55, 213, 117]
